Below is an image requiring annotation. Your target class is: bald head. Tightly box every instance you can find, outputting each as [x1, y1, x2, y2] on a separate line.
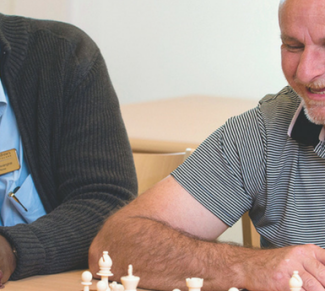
[278, 0, 325, 27]
[279, 0, 290, 18]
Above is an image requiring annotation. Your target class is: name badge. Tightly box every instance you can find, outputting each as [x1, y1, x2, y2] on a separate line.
[0, 149, 20, 175]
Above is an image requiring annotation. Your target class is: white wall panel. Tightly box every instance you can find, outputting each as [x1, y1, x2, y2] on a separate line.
[0, 0, 287, 105]
[69, 0, 287, 104]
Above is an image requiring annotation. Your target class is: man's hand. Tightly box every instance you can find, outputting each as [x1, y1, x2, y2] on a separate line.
[241, 244, 325, 291]
[0, 235, 16, 284]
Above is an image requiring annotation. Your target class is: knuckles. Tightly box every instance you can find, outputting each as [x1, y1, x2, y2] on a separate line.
[303, 277, 318, 290]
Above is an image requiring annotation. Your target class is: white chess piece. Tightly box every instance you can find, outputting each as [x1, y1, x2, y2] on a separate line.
[186, 277, 204, 291]
[110, 281, 125, 291]
[228, 288, 240, 291]
[81, 270, 93, 291]
[289, 271, 303, 291]
[121, 265, 140, 291]
[97, 251, 113, 291]
[98, 280, 108, 291]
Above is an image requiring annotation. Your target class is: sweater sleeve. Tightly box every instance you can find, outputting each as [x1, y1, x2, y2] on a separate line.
[0, 33, 137, 279]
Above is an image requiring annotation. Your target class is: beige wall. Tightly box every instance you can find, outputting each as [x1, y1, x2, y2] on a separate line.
[0, 0, 70, 22]
[0, 0, 14, 14]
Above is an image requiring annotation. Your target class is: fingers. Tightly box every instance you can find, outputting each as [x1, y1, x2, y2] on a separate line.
[314, 244, 325, 266]
[282, 244, 325, 291]
[301, 248, 325, 291]
[299, 271, 324, 291]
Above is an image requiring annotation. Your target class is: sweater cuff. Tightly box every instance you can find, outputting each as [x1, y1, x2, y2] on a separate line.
[0, 224, 45, 280]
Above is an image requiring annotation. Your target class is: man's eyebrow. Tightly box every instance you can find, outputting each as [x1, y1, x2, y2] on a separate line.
[281, 34, 325, 44]
[280, 34, 300, 43]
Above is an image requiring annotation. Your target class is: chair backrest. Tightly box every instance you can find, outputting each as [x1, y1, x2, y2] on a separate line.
[133, 148, 260, 248]
[133, 148, 194, 195]
[242, 212, 260, 248]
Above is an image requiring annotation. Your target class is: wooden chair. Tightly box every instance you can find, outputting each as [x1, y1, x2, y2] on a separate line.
[242, 212, 260, 248]
[133, 149, 260, 248]
[133, 148, 194, 194]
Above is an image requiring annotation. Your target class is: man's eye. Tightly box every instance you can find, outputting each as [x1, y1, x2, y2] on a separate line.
[282, 43, 304, 52]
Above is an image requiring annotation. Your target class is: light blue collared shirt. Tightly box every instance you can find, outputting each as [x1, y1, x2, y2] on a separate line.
[0, 79, 46, 226]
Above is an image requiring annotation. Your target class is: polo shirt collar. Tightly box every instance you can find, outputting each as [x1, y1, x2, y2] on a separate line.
[287, 103, 324, 147]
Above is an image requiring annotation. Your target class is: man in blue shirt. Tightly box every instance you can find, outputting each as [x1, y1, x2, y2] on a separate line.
[0, 13, 137, 283]
[0, 80, 46, 226]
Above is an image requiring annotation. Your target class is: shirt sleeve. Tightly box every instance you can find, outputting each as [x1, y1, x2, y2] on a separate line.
[171, 106, 266, 226]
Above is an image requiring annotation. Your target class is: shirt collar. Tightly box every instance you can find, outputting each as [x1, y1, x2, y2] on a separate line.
[0, 46, 5, 117]
[287, 103, 324, 147]
[0, 80, 7, 118]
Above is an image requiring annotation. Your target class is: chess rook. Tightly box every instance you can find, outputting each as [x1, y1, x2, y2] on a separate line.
[186, 277, 204, 291]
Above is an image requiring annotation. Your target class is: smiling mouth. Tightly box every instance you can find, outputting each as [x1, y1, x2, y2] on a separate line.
[308, 87, 325, 94]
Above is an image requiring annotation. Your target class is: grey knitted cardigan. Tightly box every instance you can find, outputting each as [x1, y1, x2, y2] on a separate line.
[0, 14, 137, 279]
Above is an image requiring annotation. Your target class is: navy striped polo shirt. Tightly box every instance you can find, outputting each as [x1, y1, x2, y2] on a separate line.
[172, 86, 325, 248]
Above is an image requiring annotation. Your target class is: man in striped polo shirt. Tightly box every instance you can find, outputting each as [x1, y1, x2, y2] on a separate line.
[89, 0, 325, 291]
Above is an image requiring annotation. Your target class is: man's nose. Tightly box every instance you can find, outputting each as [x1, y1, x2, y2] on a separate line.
[296, 47, 325, 84]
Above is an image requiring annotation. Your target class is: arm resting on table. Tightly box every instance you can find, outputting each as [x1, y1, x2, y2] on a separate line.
[89, 176, 325, 291]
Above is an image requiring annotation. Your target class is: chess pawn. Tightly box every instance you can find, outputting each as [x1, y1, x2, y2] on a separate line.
[110, 281, 125, 291]
[121, 265, 140, 291]
[186, 277, 204, 291]
[289, 271, 303, 291]
[228, 288, 240, 291]
[81, 270, 93, 291]
[98, 280, 109, 291]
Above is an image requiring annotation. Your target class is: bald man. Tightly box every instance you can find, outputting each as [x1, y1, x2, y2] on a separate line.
[89, 1, 325, 291]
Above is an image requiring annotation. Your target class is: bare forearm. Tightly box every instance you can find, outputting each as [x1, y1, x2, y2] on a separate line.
[89, 214, 250, 291]
[89, 209, 325, 291]
[89, 176, 325, 291]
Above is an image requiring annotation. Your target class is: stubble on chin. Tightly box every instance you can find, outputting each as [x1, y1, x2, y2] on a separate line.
[289, 84, 325, 125]
[300, 98, 325, 125]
